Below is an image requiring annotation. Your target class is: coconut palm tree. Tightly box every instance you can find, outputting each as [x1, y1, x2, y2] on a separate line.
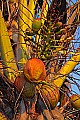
[0, 0, 80, 119]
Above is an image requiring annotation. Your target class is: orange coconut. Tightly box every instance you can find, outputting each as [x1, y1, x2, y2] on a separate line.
[70, 94, 80, 109]
[24, 58, 46, 82]
[40, 85, 59, 109]
[14, 73, 35, 99]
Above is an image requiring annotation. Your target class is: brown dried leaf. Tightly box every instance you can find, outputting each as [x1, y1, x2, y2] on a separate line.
[43, 108, 64, 120]
[37, 114, 44, 120]
[51, 108, 64, 120]
[43, 110, 54, 120]
[20, 111, 31, 120]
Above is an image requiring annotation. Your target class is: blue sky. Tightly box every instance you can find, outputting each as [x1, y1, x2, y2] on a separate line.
[70, 0, 80, 94]
[71, 26, 80, 94]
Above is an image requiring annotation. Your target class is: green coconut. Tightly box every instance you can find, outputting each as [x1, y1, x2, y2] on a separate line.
[14, 73, 35, 99]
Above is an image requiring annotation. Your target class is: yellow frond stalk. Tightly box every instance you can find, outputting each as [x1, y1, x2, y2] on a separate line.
[0, 10, 18, 83]
[41, 0, 49, 24]
[53, 52, 80, 88]
[18, 0, 36, 69]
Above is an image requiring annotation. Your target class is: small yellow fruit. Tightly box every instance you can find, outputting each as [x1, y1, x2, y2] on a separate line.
[40, 85, 59, 109]
[14, 73, 35, 99]
[24, 58, 46, 82]
[70, 94, 80, 109]
[32, 18, 41, 32]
